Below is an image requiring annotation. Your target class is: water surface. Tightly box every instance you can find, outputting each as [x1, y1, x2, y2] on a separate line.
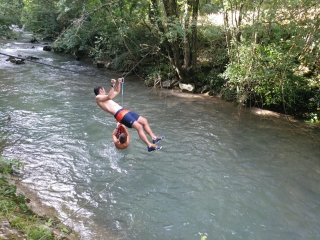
[1, 35, 320, 240]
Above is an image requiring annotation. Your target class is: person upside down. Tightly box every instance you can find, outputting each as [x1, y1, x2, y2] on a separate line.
[94, 78, 164, 152]
[112, 122, 130, 150]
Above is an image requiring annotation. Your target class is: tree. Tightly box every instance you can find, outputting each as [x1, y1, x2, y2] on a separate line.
[21, 0, 61, 36]
[0, 0, 24, 38]
[220, 0, 320, 115]
[149, 0, 200, 83]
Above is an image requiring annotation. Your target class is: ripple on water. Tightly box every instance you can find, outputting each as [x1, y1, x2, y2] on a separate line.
[1, 39, 320, 239]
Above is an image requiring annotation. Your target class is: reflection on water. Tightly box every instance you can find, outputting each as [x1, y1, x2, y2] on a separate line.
[1, 35, 320, 240]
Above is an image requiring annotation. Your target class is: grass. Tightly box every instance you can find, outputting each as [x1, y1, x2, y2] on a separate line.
[0, 156, 78, 240]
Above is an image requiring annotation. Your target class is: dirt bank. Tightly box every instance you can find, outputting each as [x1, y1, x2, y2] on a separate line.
[2, 174, 79, 240]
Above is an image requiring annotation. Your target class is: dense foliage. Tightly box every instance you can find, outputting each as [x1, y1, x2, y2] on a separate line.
[0, 0, 24, 38]
[0, 0, 319, 118]
[220, 0, 320, 116]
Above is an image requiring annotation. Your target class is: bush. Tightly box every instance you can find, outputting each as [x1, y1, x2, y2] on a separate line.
[0, 157, 23, 175]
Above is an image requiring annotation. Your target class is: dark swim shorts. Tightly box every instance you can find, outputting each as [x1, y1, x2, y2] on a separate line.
[114, 108, 140, 128]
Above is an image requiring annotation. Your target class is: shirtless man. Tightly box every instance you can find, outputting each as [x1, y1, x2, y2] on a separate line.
[94, 78, 164, 152]
[112, 122, 130, 149]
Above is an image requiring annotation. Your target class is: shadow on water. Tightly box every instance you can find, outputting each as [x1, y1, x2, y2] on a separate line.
[1, 34, 320, 240]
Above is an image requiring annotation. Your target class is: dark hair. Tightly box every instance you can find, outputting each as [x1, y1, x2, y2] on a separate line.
[94, 86, 103, 96]
[119, 133, 127, 144]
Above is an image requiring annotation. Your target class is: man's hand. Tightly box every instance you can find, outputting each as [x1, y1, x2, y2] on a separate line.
[111, 79, 116, 85]
[118, 78, 123, 83]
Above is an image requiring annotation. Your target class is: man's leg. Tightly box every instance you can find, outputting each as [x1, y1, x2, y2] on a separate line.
[131, 121, 153, 147]
[136, 116, 157, 140]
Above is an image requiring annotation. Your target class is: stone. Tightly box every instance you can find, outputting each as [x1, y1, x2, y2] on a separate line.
[0, 217, 25, 239]
[96, 62, 105, 68]
[43, 45, 52, 51]
[179, 82, 195, 92]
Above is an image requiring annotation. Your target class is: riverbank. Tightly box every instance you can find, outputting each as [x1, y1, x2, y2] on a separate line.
[0, 170, 79, 240]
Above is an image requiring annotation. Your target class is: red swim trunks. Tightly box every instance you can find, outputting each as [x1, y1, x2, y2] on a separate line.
[115, 125, 125, 139]
[114, 108, 140, 128]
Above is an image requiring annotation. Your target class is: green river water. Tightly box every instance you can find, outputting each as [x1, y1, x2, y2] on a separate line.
[1, 33, 320, 240]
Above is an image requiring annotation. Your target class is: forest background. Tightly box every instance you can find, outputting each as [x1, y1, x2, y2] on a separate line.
[0, 0, 319, 120]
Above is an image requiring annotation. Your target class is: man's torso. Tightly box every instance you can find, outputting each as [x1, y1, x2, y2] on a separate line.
[96, 98, 122, 115]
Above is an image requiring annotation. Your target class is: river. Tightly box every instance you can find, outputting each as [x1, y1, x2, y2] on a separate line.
[1, 33, 320, 240]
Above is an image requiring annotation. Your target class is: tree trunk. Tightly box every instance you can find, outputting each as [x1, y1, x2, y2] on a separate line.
[149, 0, 199, 83]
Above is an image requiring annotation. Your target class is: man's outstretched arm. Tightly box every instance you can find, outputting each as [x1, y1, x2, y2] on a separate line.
[107, 78, 122, 99]
[114, 78, 122, 94]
